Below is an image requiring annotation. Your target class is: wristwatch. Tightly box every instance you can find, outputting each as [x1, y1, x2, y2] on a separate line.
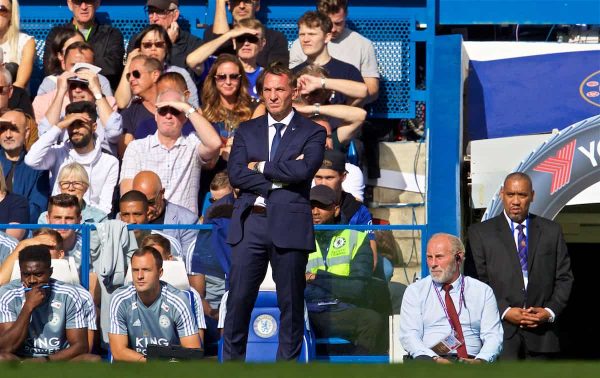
[313, 103, 320, 117]
[93, 92, 104, 101]
[253, 162, 261, 173]
[185, 107, 197, 118]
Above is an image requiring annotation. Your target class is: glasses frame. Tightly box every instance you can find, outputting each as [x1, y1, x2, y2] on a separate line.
[214, 73, 242, 82]
[126, 70, 142, 81]
[145, 6, 175, 17]
[59, 181, 87, 190]
[156, 106, 182, 117]
[141, 41, 167, 50]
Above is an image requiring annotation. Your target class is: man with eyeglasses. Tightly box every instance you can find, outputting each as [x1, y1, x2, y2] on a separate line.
[0, 63, 34, 118]
[127, 0, 203, 71]
[118, 55, 162, 158]
[187, 18, 266, 99]
[25, 101, 119, 215]
[203, 0, 288, 67]
[120, 89, 221, 216]
[0, 109, 50, 223]
[43, 0, 125, 90]
[131, 170, 198, 263]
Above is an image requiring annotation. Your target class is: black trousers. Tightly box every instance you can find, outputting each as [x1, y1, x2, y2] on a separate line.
[309, 307, 386, 354]
[222, 212, 308, 361]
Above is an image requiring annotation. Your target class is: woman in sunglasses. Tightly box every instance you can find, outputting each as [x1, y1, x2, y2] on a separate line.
[187, 18, 266, 101]
[197, 53, 264, 208]
[0, 0, 34, 89]
[37, 162, 107, 224]
[115, 24, 198, 109]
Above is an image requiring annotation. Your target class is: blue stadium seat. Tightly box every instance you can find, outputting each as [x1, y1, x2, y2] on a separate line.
[217, 290, 316, 362]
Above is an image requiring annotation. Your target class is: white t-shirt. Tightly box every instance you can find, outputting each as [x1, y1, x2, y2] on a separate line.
[0, 32, 33, 64]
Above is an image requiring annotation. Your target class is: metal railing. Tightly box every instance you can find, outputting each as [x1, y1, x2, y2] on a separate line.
[1, 223, 427, 289]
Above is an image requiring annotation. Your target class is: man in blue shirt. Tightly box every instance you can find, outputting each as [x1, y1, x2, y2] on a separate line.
[0, 109, 50, 223]
[399, 233, 503, 363]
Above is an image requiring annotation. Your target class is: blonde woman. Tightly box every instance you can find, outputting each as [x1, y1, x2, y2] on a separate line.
[0, 0, 35, 88]
[38, 162, 108, 224]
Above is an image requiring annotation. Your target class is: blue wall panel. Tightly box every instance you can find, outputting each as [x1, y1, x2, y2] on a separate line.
[426, 34, 464, 277]
[439, 0, 600, 25]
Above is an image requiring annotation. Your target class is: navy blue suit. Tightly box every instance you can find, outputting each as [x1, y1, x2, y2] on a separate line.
[224, 111, 326, 360]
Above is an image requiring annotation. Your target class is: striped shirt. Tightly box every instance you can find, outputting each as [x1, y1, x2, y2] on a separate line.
[0, 279, 86, 357]
[120, 132, 205, 215]
[109, 281, 198, 356]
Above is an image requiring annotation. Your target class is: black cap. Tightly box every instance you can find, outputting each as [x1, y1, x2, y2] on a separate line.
[310, 185, 337, 206]
[147, 0, 178, 11]
[320, 149, 346, 172]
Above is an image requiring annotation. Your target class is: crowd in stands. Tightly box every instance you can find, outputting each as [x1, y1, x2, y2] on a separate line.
[0, 0, 391, 361]
[0, 0, 579, 364]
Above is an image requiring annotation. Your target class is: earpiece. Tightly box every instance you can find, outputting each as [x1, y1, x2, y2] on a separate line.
[455, 254, 461, 262]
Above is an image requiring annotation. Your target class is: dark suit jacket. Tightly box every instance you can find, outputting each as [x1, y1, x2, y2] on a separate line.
[465, 213, 573, 353]
[227, 111, 326, 251]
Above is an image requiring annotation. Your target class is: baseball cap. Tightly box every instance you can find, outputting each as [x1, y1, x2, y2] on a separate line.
[321, 149, 347, 173]
[146, 0, 178, 10]
[310, 185, 337, 206]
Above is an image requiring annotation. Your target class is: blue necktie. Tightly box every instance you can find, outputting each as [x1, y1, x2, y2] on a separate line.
[516, 224, 528, 272]
[270, 123, 285, 161]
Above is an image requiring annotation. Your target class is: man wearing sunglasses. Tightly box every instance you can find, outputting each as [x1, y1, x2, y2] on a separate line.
[43, 0, 124, 90]
[120, 89, 221, 216]
[127, 0, 202, 71]
[204, 0, 288, 67]
[0, 109, 50, 224]
[0, 62, 34, 118]
[187, 18, 266, 99]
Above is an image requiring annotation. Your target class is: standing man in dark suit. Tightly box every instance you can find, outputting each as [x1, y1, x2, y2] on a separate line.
[224, 63, 326, 361]
[465, 172, 573, 360]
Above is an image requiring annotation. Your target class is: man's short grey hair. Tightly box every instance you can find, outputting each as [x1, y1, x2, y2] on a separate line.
[156, 89, 186, 103]
[0, 66, 12, 86]
[429, 232, 465, 256]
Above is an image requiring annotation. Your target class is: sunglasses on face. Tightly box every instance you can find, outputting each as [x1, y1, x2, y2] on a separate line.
[68, 81, 89, 91]
[0, 121, 18, 133]
[141, 41, 166, 49]
[235, 34, 260, 45]
[156, 106, 182, 117]
[145, 6, 174, 16]
[126, 70, 142, 81]
[71, 0, 96, 6]
[0, 5, 10, 15]
[214, 73, 242, 82]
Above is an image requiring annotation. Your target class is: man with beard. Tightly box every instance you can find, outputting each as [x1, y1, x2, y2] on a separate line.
[399, 233, 503, 363]
[0, 109, 50, 222]
[25, 101, 118, 214]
